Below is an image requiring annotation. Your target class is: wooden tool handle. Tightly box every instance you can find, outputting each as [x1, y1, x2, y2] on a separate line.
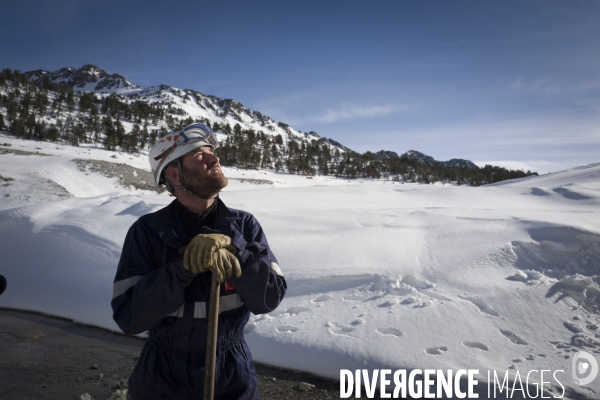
[204, 275, 220, 400]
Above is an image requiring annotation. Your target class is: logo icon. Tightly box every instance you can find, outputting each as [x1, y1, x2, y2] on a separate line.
[572, 351, 598, 386]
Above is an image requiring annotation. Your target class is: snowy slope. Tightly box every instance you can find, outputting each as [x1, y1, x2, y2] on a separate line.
[1, 134, 599, 398]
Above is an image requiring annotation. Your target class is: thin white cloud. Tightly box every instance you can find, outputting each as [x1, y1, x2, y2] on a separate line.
[313, 103, 411, 123]
[509, 77, 560, 96]
[403, 62, 459, 69]
[393, 114, 600, 147]
[509, 76, 600, 98]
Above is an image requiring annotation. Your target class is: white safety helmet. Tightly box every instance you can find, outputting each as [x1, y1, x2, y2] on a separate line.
[149, 123, 218, 187]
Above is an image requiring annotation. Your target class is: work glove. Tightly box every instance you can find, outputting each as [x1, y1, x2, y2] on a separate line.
[209, 247, 242, 283]
[183, 233, 231, 274]
[183, 234, 242, 282]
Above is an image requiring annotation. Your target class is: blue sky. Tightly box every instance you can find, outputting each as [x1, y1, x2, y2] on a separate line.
[2, 1, 599, 173]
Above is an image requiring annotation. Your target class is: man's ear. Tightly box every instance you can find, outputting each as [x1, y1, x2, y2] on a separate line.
[164, 165, 181, 186]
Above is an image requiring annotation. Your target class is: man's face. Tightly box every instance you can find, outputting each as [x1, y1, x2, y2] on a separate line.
[179, 146, 228, 196]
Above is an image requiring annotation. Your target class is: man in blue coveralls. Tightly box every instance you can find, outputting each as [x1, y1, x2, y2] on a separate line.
[111, 123, 287, 399]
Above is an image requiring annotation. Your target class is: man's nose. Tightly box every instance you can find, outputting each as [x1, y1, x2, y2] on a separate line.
[205, 153, 219, 164]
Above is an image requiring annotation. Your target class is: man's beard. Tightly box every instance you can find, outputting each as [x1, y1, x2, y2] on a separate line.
[181, 163, 228, 196]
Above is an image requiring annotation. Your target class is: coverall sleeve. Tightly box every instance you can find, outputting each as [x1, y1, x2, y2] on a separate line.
[111, 220, 196, 335]
[228, 215, 287, 315]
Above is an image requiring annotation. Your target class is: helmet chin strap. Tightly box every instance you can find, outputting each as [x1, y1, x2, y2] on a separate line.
[171, 159, 219, 201]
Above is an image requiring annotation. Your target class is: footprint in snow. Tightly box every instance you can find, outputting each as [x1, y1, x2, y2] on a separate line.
[326, 322, 355, 336]
[459, 295, 500, 317]
[344, 295, 365, 302]
[426, 346, 448, 355]
[376, 328, 403, 337]
[549, 340, 571, 350]
[350, 318, 365, 326]
[462, 341, 489, 351]
[413, 301, 431, 308]
[312, 295, 333, 303]
[285, 306, 310, 315]
[499, 329, 528, 345]
[563, 321, 584, 333]
[277, 325, 299, 333]
[378, 298, 399, 308]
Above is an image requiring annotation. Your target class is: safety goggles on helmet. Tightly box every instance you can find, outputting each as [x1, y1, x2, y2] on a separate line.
[153, 123, 218, 162]
[149, 123, 219, 186]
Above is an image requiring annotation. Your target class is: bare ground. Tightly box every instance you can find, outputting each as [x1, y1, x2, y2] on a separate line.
[0, 309, 363, 400]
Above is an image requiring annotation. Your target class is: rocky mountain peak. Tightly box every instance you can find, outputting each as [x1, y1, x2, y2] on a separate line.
[398, 150, 478, 169]
[402, 150, 438, 165]
[25, 65, 140, 94]
[375, 150, 399, 160]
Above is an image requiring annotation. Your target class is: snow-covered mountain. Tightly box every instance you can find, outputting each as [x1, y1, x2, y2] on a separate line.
[399, 149, 479, 169]
[25, 64, 140, 94]
[24, 64, 321, 144]
[24, 65, 482, 169]
[1, 65, 535, 184]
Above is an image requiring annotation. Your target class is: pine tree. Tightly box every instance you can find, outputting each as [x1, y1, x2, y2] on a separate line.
[115, 120, 126, 149]
[7, 94, 18, 123]
[261, 148, 271, 169]
[149, 130, 158, 148]
[271, 143, 279, 159]
[47, 126, 59, 142]
[21, 92, 32, 115]
[34, 92, 48, 116]
[140, 124, 149, 149]
[124, 124, 141, 153]
[74, 123, 86, 145]
[79, 92, 95, 111]
[11, 119, 26, 138]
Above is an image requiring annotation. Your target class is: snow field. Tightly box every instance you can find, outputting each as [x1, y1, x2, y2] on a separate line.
[1, 134, 600, 398]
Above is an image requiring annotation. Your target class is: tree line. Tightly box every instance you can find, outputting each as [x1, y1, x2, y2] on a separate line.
[0, 68, 537, 185]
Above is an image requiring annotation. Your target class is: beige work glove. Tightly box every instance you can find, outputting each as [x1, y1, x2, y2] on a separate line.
[209, 248, 242, 283]
[183, 234, 242, 283]
[183, 233, 231, 274]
